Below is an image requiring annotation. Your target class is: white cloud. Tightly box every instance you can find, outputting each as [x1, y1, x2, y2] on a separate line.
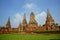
[23, 3, 41, 15]
[11, 3, 47, 27]
[23, 3, 37, 9]
[11, 11, 47, 27]
[12, 13, 23, 28]
[35, 11, 47, 25]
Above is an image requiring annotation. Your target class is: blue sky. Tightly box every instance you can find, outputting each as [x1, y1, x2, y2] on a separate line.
[0, 0, 60, 27]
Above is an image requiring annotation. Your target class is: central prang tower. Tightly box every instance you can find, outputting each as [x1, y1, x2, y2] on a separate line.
[28, 12, 38, 31]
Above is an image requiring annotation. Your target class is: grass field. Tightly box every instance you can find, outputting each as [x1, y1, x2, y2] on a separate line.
[0, 34, 60, 40]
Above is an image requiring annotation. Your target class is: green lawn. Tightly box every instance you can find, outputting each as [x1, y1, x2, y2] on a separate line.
[0, 34, 60, 40]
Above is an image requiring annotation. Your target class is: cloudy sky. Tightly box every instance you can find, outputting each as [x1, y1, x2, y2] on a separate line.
[0, 0, 60, 28]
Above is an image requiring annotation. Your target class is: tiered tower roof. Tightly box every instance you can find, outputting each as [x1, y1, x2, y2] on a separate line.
[29, 12, 37, 24]
[22, 13, 27, 24]
[6, 16, 11, 28]
[46, 9, 55, 25]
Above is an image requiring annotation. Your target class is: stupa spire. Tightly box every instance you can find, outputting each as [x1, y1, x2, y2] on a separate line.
[18, 22, 22, 28]
[22, 13, 27, 30]
[45, 9, 59, 30]
[6, 16, 11, 28]
[46, 9, 54, 23]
